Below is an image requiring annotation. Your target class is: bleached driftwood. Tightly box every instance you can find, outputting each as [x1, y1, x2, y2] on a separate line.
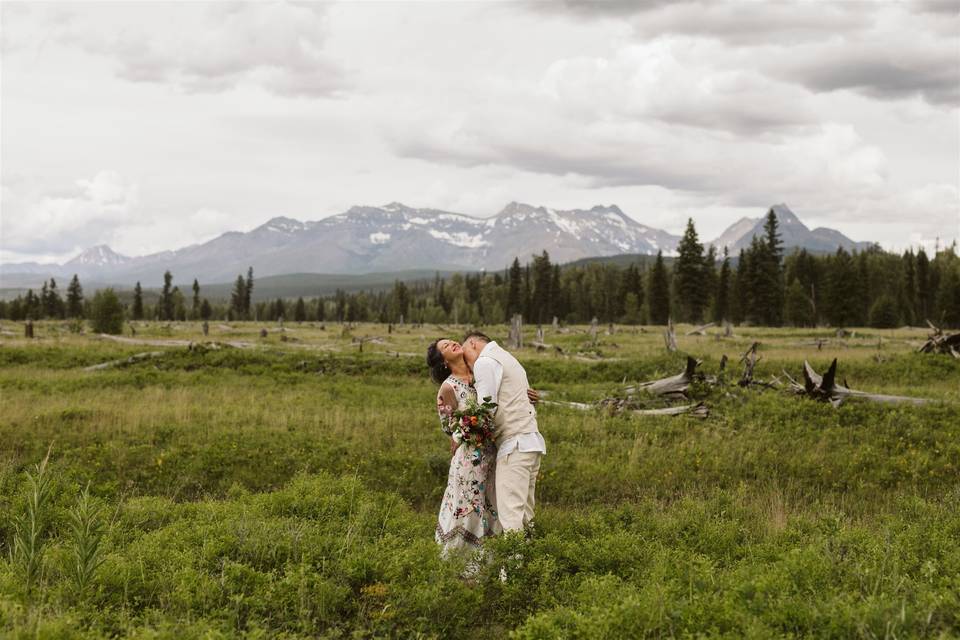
[918, 320, 960, 358]
[785, 359, 933, 407]
[84, 351, 165, 371]
[685, 322, 715, 336]
[625, 356, 700, 400]
[540, 399, 708, 419]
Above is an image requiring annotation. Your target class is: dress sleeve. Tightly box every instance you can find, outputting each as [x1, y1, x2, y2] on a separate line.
[437, 383, 457, 435]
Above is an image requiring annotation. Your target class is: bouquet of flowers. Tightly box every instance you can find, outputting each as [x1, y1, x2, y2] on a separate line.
[449, 396, 498, 448]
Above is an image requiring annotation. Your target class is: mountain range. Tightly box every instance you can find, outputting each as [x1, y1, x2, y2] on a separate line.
[1, 201, 870, 289]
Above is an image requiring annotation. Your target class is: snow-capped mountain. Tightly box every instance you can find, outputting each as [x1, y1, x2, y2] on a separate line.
[65, 245, 130, 267]
[1, 201, 871, 288]
[709, 204, 873, 255]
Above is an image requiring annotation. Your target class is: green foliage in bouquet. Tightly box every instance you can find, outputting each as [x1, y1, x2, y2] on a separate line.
[450, 396, 498, 448]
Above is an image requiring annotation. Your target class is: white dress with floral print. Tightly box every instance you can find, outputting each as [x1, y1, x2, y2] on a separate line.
[435, 375, 501, 554]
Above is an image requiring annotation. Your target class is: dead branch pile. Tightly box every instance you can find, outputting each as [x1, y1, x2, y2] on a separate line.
[783, 359, 933, 407]
[918, 321, 960, 358]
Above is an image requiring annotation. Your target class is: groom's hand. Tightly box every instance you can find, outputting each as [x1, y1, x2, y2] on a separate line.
[527, 388, 540, 404]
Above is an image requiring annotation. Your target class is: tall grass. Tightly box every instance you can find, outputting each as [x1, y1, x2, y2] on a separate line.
[9, 445, 53, 593]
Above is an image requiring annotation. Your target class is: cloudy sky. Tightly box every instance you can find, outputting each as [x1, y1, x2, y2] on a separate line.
[2, 0, 958, 264]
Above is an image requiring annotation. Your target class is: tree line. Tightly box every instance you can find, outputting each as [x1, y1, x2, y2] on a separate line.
[3, 210, 959, 329]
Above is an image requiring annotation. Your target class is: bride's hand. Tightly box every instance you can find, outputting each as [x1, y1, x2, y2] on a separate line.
[450, 438, 458, 456]
[527, 388, 540, 404]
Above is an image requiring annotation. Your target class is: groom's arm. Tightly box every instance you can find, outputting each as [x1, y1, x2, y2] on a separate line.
[472, 356, 503, 409]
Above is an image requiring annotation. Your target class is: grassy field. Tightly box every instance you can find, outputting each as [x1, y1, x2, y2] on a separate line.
[1, 320, 958, 638]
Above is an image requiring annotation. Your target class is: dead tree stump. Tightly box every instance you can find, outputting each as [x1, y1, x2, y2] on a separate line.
[663, 318, 678, 352]
[786, 359, 933, 406]
[626, 356, 701, 400]
[202, 321, 209, 336]
[509, 314, 523, 349]
[918, 320, 960, 358]
[25, 320, 34, 339]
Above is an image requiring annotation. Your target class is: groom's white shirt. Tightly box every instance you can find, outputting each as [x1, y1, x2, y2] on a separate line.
[473, 341, 546, 461]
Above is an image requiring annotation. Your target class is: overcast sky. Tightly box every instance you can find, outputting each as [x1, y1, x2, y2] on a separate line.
[1, 0, 958, 264]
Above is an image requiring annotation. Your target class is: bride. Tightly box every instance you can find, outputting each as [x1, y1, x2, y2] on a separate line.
[426, 338, 538, 556]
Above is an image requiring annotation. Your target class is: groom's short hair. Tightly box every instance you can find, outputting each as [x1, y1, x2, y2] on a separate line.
[462, 330, 490, 345]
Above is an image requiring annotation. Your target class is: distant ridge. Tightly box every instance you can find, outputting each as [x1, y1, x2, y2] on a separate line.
[709, 204, 873, 254]
[2, 201, 871, 288]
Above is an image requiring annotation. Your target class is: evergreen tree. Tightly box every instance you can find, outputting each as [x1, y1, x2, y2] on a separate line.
[244, 267, 254, 317]
[935, 259, 960, 328]
[191, 279, 201, 320]
[916, 249, 931, 322]
[868, 294, 899, 328]
[506, 257, 523, 319]
[89, 288, 125, 334]
[530, 251, 553, 324]
[316, 298, 326, 322]
[230, 275, 247, 319]
[674, 218, 707, 322]
[160, 271, 174, 321]
[901, 250, 916, 325]
[826, 248, 861, 327]
[732, 250, 748, 324]
[648, 250, 671, 324]
[171, 287, 187, 321]
[784, 278, 815, 326]
[200, 298, 213, 321]
[132, 282, 144, 320]
[714, 248, 731, 323]
[294, 297, 307, 322]
[66, 275, 84, 318]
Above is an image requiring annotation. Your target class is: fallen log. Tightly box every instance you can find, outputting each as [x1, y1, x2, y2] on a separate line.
[541, 399, 708, 418]
[84, 351, 165, 371]
[787, 359, 934, 407]
[739, 342, 760, 386]
[626, 356, 700, 400]
[685, 322, 715, 336]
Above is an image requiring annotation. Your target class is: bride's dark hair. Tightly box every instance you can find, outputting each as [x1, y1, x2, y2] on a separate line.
[426, 340, 450, 384]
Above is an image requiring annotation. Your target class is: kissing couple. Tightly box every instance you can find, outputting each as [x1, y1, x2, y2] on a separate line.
[426, 331, 546, 558]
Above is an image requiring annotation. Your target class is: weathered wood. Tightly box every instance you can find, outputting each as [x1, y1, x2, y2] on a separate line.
[917, 320, 960, 358]
[541, 399, 708, 418]
[626, 356, 700, 400]
[84, 351, 165, 372]
[25, 320, 34, 338]
[663, 318, 678, 352]
[202, 321, 209, 336]
[633, 402, 708, 418]
[739, 341, 760, 386]
[509, 314, 523, 349]
[789, 359, 934, 406]
[685, 322, 715, 336]
[589, 317, 599, 347]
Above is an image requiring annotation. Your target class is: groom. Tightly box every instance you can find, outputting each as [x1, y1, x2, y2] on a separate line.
[462, 331, 545, 533]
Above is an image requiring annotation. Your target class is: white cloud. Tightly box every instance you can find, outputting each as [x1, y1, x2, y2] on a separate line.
[64, 2, 346, 98]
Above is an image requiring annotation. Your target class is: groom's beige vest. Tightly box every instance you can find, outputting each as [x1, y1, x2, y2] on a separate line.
[481, 342, 539, 444]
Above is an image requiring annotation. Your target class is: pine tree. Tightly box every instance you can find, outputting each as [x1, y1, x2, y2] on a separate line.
[901, 250, 916, 325]
[294, 297, 307, 322]
[714, 248, 731, 323]
[66, 275, 84, 318]
[935, 258, 960, 328]
[316, 298, 326, 322]
[89, 288, 125, 334]
[732, 250, 748, 324]
[506, 257, 523, 319]
[132, 282, 144, 320]
[826, 248, 861, 327]
[191, 279, 201, 320]
[759, 209, 784, 325]
[784, 278, 815, 326]
[916, 249, 931, 322]
[648, 250, 671, 325]
[244, 267, 254, 316]
[530, 251, 553, 324]
[674, 219, 707, 322]
[200, 298, 212, 321]
[230, 275, 247, 319]
[160, 271, 174, 321]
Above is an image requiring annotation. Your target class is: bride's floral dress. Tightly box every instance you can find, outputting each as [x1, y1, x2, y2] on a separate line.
[435, 375, 501, 554]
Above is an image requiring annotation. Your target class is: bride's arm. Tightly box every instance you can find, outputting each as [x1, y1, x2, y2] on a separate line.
[436, 383, 458, 435]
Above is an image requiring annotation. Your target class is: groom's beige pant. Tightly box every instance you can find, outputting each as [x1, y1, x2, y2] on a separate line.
[496, 450, 542, 532]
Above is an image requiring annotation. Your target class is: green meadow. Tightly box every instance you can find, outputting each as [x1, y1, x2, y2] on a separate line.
[1, 321, 958, 638]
